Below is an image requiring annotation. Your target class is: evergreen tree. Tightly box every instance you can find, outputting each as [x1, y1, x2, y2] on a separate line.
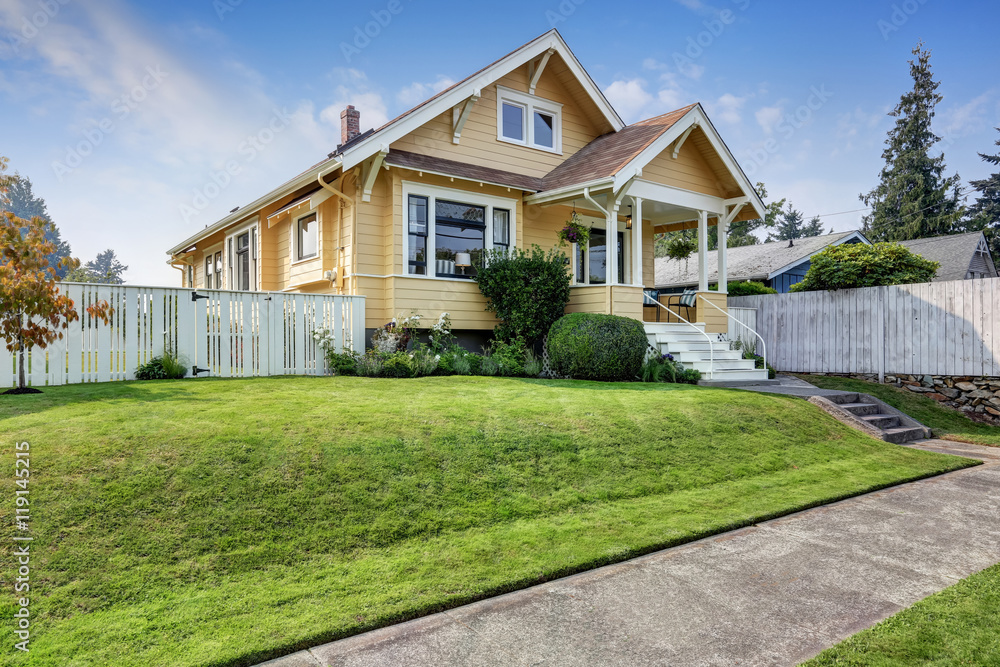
[801, 215, 827, 238]
[78, 249, 128, 284]
[1, 175, 73, 278]
[965, 127, 1000, 257]
[860, 42, 963, 241]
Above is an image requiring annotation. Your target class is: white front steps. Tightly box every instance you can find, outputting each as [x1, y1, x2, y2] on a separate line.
[645, 322, 769, 382]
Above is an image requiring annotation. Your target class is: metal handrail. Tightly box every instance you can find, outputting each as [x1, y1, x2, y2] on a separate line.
[643, 292, 714, 379]
[697, 295, 767, 372]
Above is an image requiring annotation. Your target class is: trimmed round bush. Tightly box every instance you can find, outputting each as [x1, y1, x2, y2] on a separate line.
[547, 313, 648, 381]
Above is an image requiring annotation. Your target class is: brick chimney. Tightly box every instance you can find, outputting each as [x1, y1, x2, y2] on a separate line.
[341, 105, 361, 145]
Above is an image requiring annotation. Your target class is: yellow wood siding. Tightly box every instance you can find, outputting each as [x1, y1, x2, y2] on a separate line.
[695, 290, 728, 334]
[611, 286, 643, 321]
[389, 58, 604, 179]
[642, 128, 728, 198]
[387, 277, 497, 331]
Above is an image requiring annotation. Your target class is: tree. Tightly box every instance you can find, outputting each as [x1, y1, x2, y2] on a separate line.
[1, 175, 73, 278]
[0, 155, 11, 206]
[766, 203, 828, 242]
[790, 242, 938, 292]
[965, 127, 1000, 257]
[0, 211, 111, 393]
[67, 249, 128, 284]
[801, 215, 827, 238]
[860, 42, 964, 241]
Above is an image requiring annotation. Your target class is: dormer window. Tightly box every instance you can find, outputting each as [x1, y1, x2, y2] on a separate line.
[496, 86, 562, 154]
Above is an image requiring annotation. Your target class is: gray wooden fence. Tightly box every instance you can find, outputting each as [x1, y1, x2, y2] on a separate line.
[729, 277, 1000, 377]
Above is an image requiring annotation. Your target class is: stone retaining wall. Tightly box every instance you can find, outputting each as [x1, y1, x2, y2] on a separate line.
[800, 373, 1000, 420]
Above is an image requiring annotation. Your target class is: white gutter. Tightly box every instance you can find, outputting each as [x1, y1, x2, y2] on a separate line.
[523, 177, 614, 206]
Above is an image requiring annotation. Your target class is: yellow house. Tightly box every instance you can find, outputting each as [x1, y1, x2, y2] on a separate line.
[166, 30, 767, 378]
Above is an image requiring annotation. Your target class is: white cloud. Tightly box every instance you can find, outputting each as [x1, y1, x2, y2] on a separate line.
[709, 93, 746, 124]
[321, 91, 390, 134]
[604, 78, 654, 123]
[940, 92, 994, 141]
[755, 105, 783, 134]
[658, 87, 686, 112]
[396, 76, 456, 107]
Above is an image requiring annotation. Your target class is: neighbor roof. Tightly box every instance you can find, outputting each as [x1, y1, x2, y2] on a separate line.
[655, 231, 867, 288]
[896, 231, 995, 281]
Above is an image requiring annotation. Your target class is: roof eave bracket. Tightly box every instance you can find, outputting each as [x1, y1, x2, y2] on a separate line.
[528, 48, 555, 96]
[451, 90, 481, 144]
[361, 147, 389, 203]
[671, 123, 697, 159]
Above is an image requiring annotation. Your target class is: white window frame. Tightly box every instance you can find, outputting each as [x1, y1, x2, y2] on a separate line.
[225, 218, 259, 292]
[496, 85, 563, 154]
[571, 215, 630, 287]
[203, 243, 223, 289]
[401, 181, 517, 282]
[292, 211, 320, 264]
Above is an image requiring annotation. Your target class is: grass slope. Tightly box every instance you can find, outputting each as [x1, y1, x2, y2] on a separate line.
[800, 375, 1000, 447]
[803, 562, 1000, 665]
[0, 377, 975, 666]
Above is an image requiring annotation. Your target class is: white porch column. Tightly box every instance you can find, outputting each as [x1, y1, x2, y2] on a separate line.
[632, 197, 643, 286]
[607, 204, 619, 286]
[697, 209, 709, 292]
[717, 217, 728, 292]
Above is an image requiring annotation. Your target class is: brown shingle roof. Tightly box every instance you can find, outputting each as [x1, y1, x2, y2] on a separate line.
[540, 104, 698, 192]
[385, 150, 545, 192]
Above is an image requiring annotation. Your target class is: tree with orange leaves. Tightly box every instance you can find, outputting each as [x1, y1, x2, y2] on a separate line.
[0, 209, 112, 393]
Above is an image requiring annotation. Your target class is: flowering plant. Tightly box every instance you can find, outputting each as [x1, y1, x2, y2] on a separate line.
[372, 313, 422, 353]
[428, 312, 457, 353]
[557, 212, 590, 247]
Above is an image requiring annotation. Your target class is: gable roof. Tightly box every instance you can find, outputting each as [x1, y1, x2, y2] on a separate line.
[896, 231, 996, 281]
[336, 29, 624, 172]
[655, 231, 868, 288]
[541, 105, 697, 191]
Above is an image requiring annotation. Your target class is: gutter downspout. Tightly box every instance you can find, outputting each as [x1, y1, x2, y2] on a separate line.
[318, 162, 353, 293]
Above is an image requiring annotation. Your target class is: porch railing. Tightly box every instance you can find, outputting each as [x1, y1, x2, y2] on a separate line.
[643, 291, 714, 379]
[698, 295, 767, 372]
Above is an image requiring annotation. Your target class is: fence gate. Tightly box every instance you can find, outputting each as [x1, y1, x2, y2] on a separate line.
[1, 283, 365, 388]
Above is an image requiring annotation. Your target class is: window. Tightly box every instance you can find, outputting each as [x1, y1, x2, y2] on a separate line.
[496, 86, 562, 153]
[493, 209, 510, 251]
[403, 184, 516, 280]
[229, 226, 257, 291]
[214, 251, 223, 289]
[407, 195, 428, 275]
[205, 256, 213, 288]
[434, 200, 485, 279]
[501, 102, 525, 142]
[296, 213, 318, 261]
[574, 221, 626, 286]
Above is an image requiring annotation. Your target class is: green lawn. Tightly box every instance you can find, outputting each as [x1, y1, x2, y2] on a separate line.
[0, 376, 977, 667]
[800, 375, 1000, 447]
[803, 562, 1000, 666]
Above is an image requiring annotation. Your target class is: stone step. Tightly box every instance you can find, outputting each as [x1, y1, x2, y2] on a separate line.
[700, 368, 771, 382]
[688, 358, 758, 372]
[860, 413, 901, 430]
[671, 350, 744, 363]
[882, 426, 929, 444]
[838, 402, 881, 417]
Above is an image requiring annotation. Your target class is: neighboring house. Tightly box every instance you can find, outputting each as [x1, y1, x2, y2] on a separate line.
[655, 231, 870, 294]
[166, 29, 765, 343]
[897, 231, 998, 281]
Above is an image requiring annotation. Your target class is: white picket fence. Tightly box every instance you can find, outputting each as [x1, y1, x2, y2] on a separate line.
[729, 277, 1000, 377]
[1, 283, 365, 388]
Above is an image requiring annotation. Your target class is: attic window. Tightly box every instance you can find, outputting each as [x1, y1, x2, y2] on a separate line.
[496, 86, 562, 154]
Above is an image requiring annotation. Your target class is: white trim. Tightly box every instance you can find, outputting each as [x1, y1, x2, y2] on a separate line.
[765, 230, 872, 279]
[496, 86, 563, 154]
[292, 210, 319, 263]
[340, 30, 621, 172]
[401, 181, 518, 280]
[225, 218, 260, 291]
[629, 179, 727, 215]
[451, 90, 481, 144]
[570, 213, 630, 287]
[612, 106, 766, 220]
[523, 178, 614, 205]
[528, 48, 555, 95]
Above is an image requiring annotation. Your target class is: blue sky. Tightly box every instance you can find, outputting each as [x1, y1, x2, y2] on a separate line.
[1, 0, 997, 285]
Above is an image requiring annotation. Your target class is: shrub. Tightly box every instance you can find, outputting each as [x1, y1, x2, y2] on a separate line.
[326, 349, 360, 376]
[355, 351, 385, 377]
[134, 353, 187, 380]
[790, 242, 938, 292]
[473, 245, 571, 344]
[477, 353, 499, 376]
[547, 313, 647, 381]
[523, 350, 543, 378]
[451, 353, 472, 376]
[679, 368, 702, 384]
[723, 281, 777, 297]
[465, 353, 483, 375]
[490, 338, 527, 377]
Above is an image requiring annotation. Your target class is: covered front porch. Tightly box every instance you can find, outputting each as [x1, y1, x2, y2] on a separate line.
[526, 178, 752, 335]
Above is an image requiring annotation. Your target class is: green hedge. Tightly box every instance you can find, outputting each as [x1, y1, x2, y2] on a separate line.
[791, 242, 938, 292]
[547, 313, 648, 381]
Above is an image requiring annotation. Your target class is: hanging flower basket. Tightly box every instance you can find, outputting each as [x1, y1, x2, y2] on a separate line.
[557, 212, 591, 247]
[665, 234, 697, 261]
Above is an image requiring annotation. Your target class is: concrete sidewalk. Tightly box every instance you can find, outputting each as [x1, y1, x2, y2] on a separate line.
[262, 440, 1000, 667]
